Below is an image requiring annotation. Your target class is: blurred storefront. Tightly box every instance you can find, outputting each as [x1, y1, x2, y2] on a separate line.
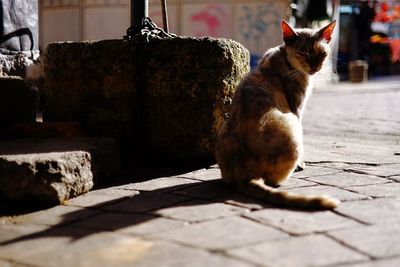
[338, 0, 400, 79]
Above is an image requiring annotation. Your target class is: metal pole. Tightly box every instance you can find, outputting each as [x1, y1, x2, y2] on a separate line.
[131, 0, 149, 34]
[161, 0, 169, 33]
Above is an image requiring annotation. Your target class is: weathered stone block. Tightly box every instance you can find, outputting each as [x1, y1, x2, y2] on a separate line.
[145, 37, 250, 157]
[0, 138, 120, 204]
[43, 37, 250, 158]
[43, 40, 138, 147]
[0, 76, 39, 125]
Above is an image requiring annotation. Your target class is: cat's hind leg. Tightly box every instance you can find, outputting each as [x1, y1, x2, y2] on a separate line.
[255, 109, 304, 185]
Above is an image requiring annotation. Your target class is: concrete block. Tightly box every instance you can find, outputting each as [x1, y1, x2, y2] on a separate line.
[0, 76, 39, 125]
[43, 37, 250, 158]
[0, 138, 120, 204]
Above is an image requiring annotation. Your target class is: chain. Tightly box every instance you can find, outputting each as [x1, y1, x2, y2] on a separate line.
[124, 17, 176, 42]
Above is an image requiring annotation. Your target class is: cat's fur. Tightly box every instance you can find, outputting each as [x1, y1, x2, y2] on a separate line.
[215, 20, 339, 210]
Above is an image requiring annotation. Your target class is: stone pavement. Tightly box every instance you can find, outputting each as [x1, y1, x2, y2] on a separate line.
[1, 78, 399, 267]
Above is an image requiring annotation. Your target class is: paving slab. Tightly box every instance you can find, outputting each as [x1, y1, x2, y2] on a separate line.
[65, 187, 139, 208]
[0, 226, 154, 267]
[0, 223, 50, 244]
[0, 258, 29, 267]
[291, 165, 340, 179]
[228, 235, 368, 267]
[219, 194, 269, 210]
[340, 163, 400, 178]
[278, 177, 317, 189]
[305, 172, 391, 187]
[345, 182, 400, 198]
[131, 241, 256, 267]
[177, 167, 223, 181]
[328, 224, 400, 258]
[0, 205, 98, 226]
[303, 136, 399, 164]
[287, 185, 370, 202]
[100, 192, 188, 213]
[245, 209, 361, 235]
[153, 200, 249, 222]
[172, 179, 237, 200]
[118, 177, 199, 192]
[341, 258, 400, 267]
[151, 216, 287, 250]
[389, 175, 400, 182]
[335, 198, 400, 224]
[69, 211, 187, 236]
[303, 90, 400, 142]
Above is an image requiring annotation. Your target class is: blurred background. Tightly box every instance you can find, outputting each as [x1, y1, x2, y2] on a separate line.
[38, 0, 400, 82]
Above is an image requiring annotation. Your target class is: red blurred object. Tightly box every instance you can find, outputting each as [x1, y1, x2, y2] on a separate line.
[370, 35, 400, 62]
[373, 2, 394, 22]
[389, 39, 400, 62]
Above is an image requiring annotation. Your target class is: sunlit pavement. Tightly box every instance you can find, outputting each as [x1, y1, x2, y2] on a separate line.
[1, 78, 400, 267]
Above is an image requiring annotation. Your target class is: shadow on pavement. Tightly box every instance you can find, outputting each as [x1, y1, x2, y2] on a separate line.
[0, 177, 276, 247]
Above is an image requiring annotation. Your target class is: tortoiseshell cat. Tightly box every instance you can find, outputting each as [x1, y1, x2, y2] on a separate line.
[215, 20, 339, 209]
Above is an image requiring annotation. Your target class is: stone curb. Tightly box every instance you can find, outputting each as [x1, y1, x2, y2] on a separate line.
[0, 138, 120, 204]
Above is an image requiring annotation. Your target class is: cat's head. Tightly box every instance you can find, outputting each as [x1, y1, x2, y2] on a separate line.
[281, 20, 336, 75]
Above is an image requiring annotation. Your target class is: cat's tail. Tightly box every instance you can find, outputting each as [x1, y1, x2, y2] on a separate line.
[239, 178, 340, 210]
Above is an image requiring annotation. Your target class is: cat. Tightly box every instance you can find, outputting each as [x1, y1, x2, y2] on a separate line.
[215, 20, 339, 210]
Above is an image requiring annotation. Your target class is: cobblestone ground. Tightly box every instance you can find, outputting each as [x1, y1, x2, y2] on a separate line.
[1, 79, 400, 267]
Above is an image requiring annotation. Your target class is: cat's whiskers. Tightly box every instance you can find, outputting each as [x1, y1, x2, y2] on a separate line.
[286, 69, 303, 79]
[320, 63, 338, 75]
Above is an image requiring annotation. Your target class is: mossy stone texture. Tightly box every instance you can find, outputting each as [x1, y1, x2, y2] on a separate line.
[43, 37, 250, 158]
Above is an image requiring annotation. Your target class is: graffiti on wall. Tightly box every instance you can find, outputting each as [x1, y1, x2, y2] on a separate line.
[239, 4, 280, 45]
[236, 2, 284, 67]
[183, 4, 231, 38]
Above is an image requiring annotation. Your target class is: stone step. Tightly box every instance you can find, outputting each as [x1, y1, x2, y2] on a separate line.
[0, 138, 120, 204]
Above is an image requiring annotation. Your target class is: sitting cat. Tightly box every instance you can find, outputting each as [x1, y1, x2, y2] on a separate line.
[215, 20, 339, 210]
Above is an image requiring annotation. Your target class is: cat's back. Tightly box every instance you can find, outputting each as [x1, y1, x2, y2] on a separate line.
[231, 46, 290, 118]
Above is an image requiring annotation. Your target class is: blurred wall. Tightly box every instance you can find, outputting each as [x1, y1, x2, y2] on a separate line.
[39, 0, 289, 58]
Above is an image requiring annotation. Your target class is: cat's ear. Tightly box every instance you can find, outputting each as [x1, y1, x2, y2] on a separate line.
[318, 20, 336, 43]
[281, 20, 298, 44]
